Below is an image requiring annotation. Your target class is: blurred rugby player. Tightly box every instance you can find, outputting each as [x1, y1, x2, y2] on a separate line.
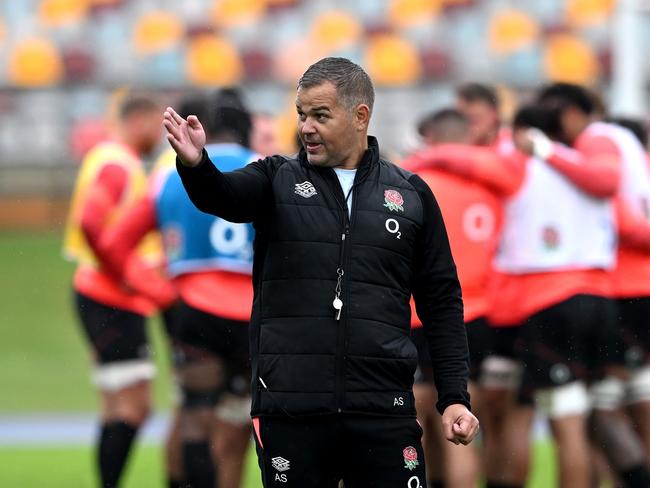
[494, 92, 623, 488]
[63, 94, 172, 488]
[403, 108, 523, 488]
[455, 83, 533, 488]
[101, 89, 257, 488]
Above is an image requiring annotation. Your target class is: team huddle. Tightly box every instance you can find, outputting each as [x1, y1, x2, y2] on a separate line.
[408, 83, 650, 488]
[64, 60, 650, 488]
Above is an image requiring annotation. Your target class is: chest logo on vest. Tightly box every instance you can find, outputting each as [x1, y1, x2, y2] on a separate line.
[384, 189, 404, 212]
[294, 181, 318, 199]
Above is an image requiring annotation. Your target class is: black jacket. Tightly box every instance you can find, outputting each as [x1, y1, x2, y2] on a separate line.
[177, 137, 470, 417]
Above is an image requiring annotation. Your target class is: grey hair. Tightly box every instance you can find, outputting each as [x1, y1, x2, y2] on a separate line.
[298, 57, 375, 113]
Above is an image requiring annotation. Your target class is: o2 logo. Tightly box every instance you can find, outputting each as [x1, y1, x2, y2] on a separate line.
[385, 218, 401, 239]
[210, 220, 252, 259]
[407, 476, 422, 488]
[462, 203, 495, 242]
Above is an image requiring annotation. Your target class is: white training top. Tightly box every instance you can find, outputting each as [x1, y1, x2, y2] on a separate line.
[334, 168, 357, 217]
[590, 122, 650, 219]
[494, 146, 616, 273]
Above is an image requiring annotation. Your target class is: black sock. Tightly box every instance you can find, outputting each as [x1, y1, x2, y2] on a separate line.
[182, 441, 215, 488]
[620, 465, 650, 488]
[98, 421, 138, 488]
[485, 482, 524, 488]
[429, 480, 445, 488]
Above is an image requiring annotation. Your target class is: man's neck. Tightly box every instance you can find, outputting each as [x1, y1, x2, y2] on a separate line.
[338, 138, 368, 170]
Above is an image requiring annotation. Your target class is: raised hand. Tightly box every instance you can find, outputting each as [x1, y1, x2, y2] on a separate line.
[163, 107, 206, 167]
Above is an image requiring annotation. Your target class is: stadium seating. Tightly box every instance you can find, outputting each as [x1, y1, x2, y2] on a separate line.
[0, 0, 634, 168]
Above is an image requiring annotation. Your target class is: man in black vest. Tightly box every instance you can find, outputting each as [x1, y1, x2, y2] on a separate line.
[163, 57, 478, 487]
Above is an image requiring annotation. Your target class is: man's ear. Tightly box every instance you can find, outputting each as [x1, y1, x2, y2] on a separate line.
[355, 104, 370, 131]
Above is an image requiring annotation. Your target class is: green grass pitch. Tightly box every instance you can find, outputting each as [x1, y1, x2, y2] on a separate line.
[0, 232, 556, 487]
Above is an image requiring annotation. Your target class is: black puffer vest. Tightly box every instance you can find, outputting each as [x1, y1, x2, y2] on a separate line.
[250, 137, 425, 417]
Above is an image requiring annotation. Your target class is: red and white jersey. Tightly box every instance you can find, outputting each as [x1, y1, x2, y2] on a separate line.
[489, 124, 621, 326]
[419, 169, 502, 323]
[494, 154, 616, 273]
[600, 122, 650, 298]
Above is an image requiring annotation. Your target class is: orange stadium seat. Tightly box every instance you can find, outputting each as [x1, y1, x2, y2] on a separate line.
[388, 0, 441, 29]
[8, 38, 64, 87]
[39, 0, 89, 27]
[488, 9, 540, 55]
[212, 0, 267, 28]
[62, 47, 95, 82]
[566, 0, 615, 28]
[441, 0, 476, 8]
[310, 11, 362, 54]
[543, 33, 599, 85]
[273, 38, 321, 84]
[186, 34, 243, 86]
[88, 0, 124, 13]
[133, 11, 184, 55]
[241, 47, 273, 82]
[365, 34, 421, 85]
[420, 45, 453, 80]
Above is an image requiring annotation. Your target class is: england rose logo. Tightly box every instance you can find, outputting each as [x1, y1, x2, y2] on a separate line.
[542, 225, 560, 250]
[384, 189, 404, 212]
[403, 446, 419, 471]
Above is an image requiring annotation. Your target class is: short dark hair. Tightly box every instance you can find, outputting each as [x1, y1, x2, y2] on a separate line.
[206, 87, 252, 148]
[607, 116, 649, 148]
[298, 57, 375, 112]
[456, 83, 499, 108]
[537, 83, 595, 115]
[418, 108, 468, 142]
[512, 105, 553, 134]
[119, 94, 158, 120]
[176, 92, 209, 120]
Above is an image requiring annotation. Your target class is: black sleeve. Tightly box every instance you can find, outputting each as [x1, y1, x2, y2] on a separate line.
[176, 150, 279, 223]
[409, 174, 471, 415]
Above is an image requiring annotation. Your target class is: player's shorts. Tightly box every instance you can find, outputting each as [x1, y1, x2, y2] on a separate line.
[253, 414, 426, 487]
[171, 299, 251, 398]
[161, 304, 182, 344]
[616, 297, 650, 369]
[74, 291, 154, 391]
[480, 324, 527, 400]
[412, 318, 489, 384]
[519, 294, 623, 392]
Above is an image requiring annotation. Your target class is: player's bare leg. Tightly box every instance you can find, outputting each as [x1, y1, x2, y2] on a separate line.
[178, 360, 224, 488]
[550, 414, 591, 488]
[101, 380, 151, 425]
[213, 412, 251, 488]
[590, 373, 650, 487]
[414, 383, 445, 486]
[164, 406, 185, 487]
[442, 382, 481, 488]
[98, 380, 151, 487]
[625, 365, 650, 463]
[482, 390, 533, 487]
[628, 401, 650, 463]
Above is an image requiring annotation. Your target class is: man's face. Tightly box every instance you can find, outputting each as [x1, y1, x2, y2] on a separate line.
[125, 108, 161, 156]
[296, 82, 362, 168]
[456, 98, 499, 146]
[251, 114, 280, 157]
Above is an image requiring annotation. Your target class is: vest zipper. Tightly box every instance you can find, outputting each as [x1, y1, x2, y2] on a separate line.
[324, 168, 364, 414]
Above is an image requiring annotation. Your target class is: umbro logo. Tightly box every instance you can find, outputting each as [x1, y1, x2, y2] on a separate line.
[271, 456, 291, 472]
[295, 181, 317, 198]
